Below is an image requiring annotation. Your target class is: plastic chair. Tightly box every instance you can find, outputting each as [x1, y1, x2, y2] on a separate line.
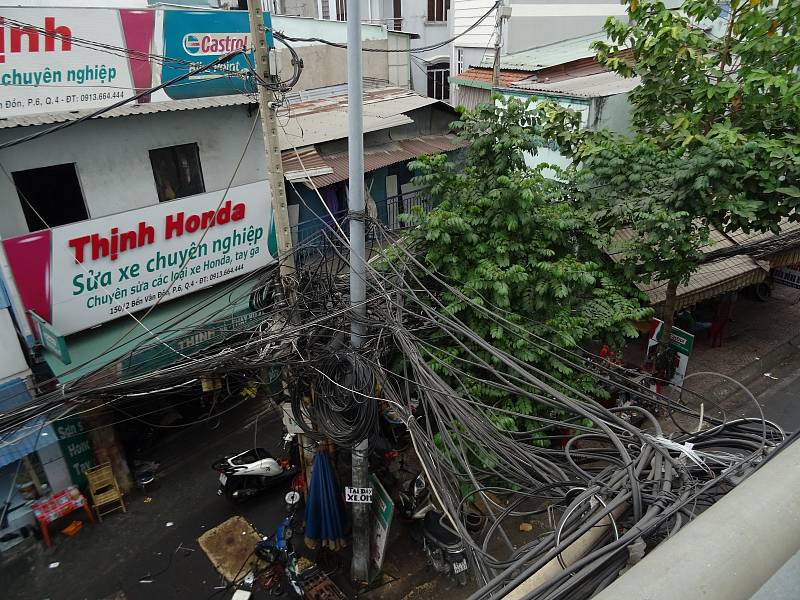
[84, 463, 126, 522]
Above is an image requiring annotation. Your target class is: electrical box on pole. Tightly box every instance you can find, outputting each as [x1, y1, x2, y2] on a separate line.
[246, 0, 295, 280]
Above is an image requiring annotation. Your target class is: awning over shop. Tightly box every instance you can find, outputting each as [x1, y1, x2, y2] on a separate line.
[41, 274, 268, 385]
[280, 134, 468, 189]
[608, 227, 770, 309]
[639, 256, 770, 310]
[723, 219, 800, 268]
[0, 379, 59, 469]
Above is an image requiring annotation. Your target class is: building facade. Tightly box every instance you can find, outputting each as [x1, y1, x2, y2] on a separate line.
[0, 5, 456, 546]
[448, 0, 635, 104]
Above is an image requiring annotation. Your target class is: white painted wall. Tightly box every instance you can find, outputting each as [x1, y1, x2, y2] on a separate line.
[0, 309, 29, 383]
[450, 0, 636, 96]
[0, 105, 267, 239]
[397, 0, 451, 97]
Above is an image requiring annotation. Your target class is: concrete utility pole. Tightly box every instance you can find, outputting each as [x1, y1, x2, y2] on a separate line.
[347, 0, 370, 584]
[492, 2, 512, 89]
[247, 0, 295, 279]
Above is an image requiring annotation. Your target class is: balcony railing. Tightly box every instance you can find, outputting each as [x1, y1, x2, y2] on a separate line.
[289, 191, 436, 265]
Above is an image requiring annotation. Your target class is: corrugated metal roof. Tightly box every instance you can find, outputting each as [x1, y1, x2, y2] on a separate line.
[282, 146, 334, 182]
[0, 94, 257, 129]
[0, 88, 444, 152]
[450, 67, 537, 89]
[481, 32, 611, 71]
[278, 88, 441, 150]
[724, 219, 800, 247]
[608, 225, 772, 307]
[290, 134, 467, 189]
[511, 70, 641, 98]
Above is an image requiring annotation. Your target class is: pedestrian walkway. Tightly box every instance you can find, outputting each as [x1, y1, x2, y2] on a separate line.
[684, 285, 800, 397]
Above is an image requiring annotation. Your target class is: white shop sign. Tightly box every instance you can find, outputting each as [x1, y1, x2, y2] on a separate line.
[0, 8, 140, 117]
[49, 181, 273, 334]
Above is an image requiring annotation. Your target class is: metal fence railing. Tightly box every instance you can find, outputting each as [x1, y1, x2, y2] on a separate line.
[289, 191, 437, 266]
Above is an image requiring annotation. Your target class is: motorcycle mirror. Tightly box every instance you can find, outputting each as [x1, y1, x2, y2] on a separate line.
[285, 491, 301, 507]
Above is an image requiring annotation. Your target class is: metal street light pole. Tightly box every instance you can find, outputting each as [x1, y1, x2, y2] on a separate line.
[347, 0, 370, 584]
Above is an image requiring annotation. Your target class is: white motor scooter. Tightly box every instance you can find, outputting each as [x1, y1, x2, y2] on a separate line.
[212, 447, 297, 503]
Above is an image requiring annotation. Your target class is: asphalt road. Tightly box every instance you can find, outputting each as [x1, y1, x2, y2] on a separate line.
[2, 398, 294, 600]
[756, 358, 800, 432]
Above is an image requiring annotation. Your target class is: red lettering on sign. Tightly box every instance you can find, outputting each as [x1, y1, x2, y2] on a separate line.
[68, 220, 156, 263]
[68, 235, 91, 264]
[165, 212, 184, 239]
[0, 17, 71, 64]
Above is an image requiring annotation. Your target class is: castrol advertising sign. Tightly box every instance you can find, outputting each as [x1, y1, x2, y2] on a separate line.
[161, 10, 273, 100]
[0, 8, 155, 117]
[3, 182, 276, 335]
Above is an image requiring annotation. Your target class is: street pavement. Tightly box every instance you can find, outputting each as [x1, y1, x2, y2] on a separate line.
[749, 352, 800, 433]
[1, 399, 295, 600]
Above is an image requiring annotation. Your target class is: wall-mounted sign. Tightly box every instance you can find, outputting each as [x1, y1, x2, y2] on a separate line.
[774, 264, 800, 289]
[54, 415, 93, 489]
[0, 8, 155, 117]
[161, 10, 274, 100]
[30, 310, 71, 364]
[4, 181, 276, 336]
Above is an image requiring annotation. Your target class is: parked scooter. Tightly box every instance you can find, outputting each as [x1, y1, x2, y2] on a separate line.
[255, 491, 304, 597]
[398, 473, 470, 585]
[212, 447, 297, 503]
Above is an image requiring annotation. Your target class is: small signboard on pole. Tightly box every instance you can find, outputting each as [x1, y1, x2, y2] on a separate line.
[644, 318, 695, 387]
[369, 475, 394, 573]
[345, 486, 373, 503]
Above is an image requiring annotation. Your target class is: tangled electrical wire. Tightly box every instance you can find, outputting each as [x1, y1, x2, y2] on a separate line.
[273, 214, 786, 600]
[0, 179, 787, 600]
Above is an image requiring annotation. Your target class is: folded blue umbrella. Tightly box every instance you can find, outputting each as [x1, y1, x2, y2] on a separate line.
[304, 450, 348, 550]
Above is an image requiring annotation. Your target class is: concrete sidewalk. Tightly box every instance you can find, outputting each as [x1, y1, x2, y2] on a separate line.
[678, 284, 800, 428]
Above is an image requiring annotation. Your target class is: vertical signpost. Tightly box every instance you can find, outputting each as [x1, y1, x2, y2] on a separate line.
[645, 318, 695, 388]
[369, 474, 394, 574]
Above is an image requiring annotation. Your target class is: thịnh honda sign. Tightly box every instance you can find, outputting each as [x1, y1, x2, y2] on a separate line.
[0, 8, 156, 117]
[3, 182, 277, 336]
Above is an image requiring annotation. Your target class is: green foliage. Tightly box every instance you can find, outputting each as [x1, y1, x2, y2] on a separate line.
[592, 0, 800, 232]
[538, 0, 800, 350]
[397, 98, 650, 431]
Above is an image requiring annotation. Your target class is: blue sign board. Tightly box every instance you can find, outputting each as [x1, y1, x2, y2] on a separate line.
[161, 10, 274, 100]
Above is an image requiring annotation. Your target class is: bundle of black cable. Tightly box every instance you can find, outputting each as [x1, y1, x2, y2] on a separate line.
[291, 350, 380, 448]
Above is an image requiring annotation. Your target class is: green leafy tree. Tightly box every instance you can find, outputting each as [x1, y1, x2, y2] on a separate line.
[394, 98, 650, 429]
[544, 0, 800, 349]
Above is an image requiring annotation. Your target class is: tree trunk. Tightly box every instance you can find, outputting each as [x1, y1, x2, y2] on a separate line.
[660, 278, 679, 354]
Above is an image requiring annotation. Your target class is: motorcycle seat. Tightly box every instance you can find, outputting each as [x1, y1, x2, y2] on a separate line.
[423, 511, 462, 547]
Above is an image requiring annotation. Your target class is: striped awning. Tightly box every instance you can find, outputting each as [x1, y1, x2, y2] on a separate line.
[0, 378, 59, 469]
[639, 257, 770, 310]
[608, 227, 771, 308]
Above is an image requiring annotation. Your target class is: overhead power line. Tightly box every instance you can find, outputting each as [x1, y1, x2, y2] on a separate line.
[272, 1, 501, 54]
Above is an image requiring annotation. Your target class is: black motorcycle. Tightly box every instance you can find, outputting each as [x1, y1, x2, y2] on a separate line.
[398, 472, 470, 586]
